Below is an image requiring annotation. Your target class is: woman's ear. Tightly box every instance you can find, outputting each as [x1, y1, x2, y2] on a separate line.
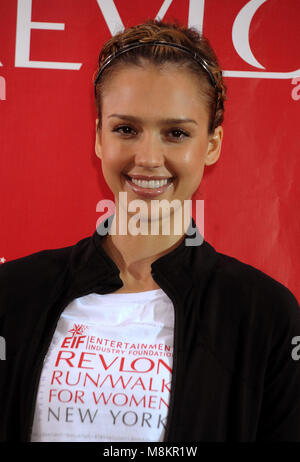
[205, 125, 223, 166]
[95, 118, 102, 160]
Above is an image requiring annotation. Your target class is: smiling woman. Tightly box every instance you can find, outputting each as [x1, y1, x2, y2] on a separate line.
[95, 63, 222, 267]
[0, 19, 300, 444]
[93, 22, 225, 296]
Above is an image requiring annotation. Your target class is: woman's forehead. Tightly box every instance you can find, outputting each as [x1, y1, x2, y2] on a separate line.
[102, 61, 201, 89]
[101, 64, 209, 121]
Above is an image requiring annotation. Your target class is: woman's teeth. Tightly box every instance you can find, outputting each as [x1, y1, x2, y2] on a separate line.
[130, 178, 169, 189]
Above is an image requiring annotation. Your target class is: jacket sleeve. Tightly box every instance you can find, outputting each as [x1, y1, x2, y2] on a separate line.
[256, 287, 300, 441]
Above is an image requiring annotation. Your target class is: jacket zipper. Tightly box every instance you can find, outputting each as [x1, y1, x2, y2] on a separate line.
[24, 274, 182, 442]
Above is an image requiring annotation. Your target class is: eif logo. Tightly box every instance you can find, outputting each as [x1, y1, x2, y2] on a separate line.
[60, 323, 89, 349]
[291, 336, 300, 361]
[68, 324, 88, 337]
[0, 336, 6, 360]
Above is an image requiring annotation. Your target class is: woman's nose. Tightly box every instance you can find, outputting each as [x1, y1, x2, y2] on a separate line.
[133, 132, 165, 167]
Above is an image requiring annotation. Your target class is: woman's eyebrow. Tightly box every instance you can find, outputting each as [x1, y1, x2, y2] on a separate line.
[108, 113, 198, 125]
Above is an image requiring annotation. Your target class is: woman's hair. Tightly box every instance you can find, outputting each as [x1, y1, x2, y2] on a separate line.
[94, 19, 227, 135]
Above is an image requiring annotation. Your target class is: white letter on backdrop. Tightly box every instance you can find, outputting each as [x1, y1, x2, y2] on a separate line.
[232, 0, 267, 69]
[229, 0, 300, 78]
[15, 0, 82, 69]
[96, 0, 125, 35]
[187, 0, 205, 34]
[97, 0, 182, 36]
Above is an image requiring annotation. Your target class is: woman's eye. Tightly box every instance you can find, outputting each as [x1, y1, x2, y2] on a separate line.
[168, 129, 189, 140]
[112, 126, 189, 141]
[113, 125, 136, 136]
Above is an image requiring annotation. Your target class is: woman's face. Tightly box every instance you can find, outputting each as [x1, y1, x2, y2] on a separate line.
[95, 63, 223, 221]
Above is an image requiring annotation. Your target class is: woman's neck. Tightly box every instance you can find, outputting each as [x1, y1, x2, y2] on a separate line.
[101, 210, 187, 277]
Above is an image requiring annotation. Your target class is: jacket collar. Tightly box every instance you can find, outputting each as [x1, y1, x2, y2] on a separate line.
[68, 214, 219, 300]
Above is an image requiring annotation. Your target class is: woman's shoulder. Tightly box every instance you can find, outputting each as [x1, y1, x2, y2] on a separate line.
[0, 233, 94, 276]
[0, 235, 92, 313]
[210, 245, 299, 321]
[199, 244, 300, 378]
[0, 243, 73, 279]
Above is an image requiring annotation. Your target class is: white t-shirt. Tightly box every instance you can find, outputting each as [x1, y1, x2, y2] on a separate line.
[30, 288, 174, 442]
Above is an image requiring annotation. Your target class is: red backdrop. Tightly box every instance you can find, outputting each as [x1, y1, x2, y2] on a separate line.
[0, 0, 299, 300]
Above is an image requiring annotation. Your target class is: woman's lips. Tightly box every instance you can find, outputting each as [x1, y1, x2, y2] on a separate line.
[123, 174, 174, 198]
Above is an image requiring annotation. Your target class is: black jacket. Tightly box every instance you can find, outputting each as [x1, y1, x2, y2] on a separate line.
[1, 216, 300, 442]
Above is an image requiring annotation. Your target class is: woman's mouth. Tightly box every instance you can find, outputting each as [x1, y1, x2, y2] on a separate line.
[123, 174, 175, 197]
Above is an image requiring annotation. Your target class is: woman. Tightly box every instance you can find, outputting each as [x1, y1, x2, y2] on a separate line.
[1, 19, 300, 443]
